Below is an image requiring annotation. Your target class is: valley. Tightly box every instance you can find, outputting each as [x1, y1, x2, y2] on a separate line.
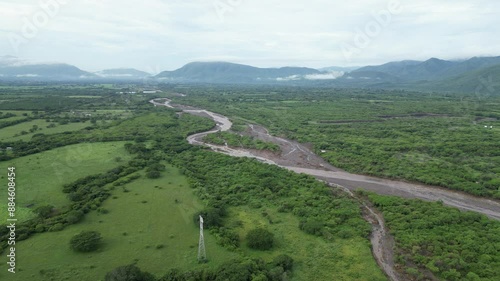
[0, 85, 499, 281]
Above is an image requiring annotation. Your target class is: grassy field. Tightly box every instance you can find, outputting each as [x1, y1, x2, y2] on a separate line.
[231, 206, 386, 281]
[0, 142, 132, 222]
[0, 119, 90, 142]
[0, 165, 239, 281]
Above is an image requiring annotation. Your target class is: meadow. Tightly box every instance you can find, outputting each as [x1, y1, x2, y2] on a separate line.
[0, 165, 239, 281]
[0, 142, 132, 222]
[0, 119, 91, 142]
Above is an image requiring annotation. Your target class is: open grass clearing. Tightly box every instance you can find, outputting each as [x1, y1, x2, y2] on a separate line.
[0, 142, 132, 222]
[0, 165, 238, 281]
[0, 119, 90, 142]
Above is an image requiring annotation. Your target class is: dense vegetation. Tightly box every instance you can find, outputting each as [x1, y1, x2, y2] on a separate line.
[0, 85, 385, 280]
[2, 84, 499, 281]
[365, 193, 500, 281]
[172, 149, 370, 241]
[246, 228, 275, 250]
[172, 86, 500, 198]
[105, 256, 294, 281]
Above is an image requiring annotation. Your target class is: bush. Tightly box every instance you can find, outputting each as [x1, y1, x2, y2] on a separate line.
[70, 231, 102, 252]
[146, 170, 161, 179]
[35, 205, 54, 218]
[299, 219, 324, 236]
[66, 210, 84, 224]
[49, 223, 64, 232]
[272, 254, 294, 271]
[35, 224, 45, 233]
[216, 227, 240, 249]
[193, 207, 226, 229]
[147, 163, 166, 172]
[105, 264, 156, 281]
[246, 228, 274, 250]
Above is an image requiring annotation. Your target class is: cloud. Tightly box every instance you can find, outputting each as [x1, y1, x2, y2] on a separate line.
[0, 0, 499, 71]
[305, 72, 344, 80]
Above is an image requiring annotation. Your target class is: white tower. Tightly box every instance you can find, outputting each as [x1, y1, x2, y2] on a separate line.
[197, 215, 206, 262]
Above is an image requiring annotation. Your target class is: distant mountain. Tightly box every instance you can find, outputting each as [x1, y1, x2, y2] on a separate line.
[353, 60, 422, 76]
[156, 62, 323, 83]
[95, 68, 151, 80]
[416, 64, 500, 94]
[438, 56, 500, 78]
[0, 57, 95, 81]
[0, 55, 498, 93]
[352, 56, 500, 82]
[319, 66, 360, 72]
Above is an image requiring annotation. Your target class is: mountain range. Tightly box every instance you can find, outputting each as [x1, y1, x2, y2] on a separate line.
[0, 55, 499, 94]
[156, 62, 322, 83]
[347, 56, 500, 82]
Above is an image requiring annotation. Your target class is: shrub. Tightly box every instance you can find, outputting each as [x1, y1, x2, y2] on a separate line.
[216, 228, 240, 249]
[146, 170, 161, 179]
[246, 228, 274, 250]
[299, 219, 324, 236]
[105, 264, 156, 281]
[70, 231, 102, 252]
[66, 210, 84, 224]
[193, 207, 226, 229]
[35, 205, 54, 218]
[49, 223, 64, 232]
[97, 208, 109, 214]
[272, 254, 294, 271]
[35, 224, 45, 233]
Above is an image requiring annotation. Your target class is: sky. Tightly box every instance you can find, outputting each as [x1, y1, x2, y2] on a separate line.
[0, 0, 499, 73]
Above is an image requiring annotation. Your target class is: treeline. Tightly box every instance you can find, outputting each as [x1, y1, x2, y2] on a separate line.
[0, 140, 173, 250]
[0, 161, 143, 250]
[0, 117, 32, 129]
[0, 85, 151, 111]
[0, 112, 16, 119]
[365, 193, 500, 281]
[105, 256, 294, 281]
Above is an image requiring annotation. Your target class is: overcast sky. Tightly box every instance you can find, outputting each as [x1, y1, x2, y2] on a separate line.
[1, 0, 499, 72]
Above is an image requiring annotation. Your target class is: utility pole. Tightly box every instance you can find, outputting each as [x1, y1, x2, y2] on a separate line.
[198, 215, 206, 262]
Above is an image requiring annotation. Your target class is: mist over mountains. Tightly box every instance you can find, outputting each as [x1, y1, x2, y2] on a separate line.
[0, 55, 499, 94]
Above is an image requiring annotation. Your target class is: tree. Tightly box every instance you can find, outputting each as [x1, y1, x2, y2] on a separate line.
[273, 254, 294, 271]
[35, 205, 54, 218]
[66, 210, 84, 224]
[246, 228, 274, 250]
[299, 219, 324, 236]
[105, 264, 156, 281]
[70, 231, 102, 252]
[193, 207, 226, 229]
